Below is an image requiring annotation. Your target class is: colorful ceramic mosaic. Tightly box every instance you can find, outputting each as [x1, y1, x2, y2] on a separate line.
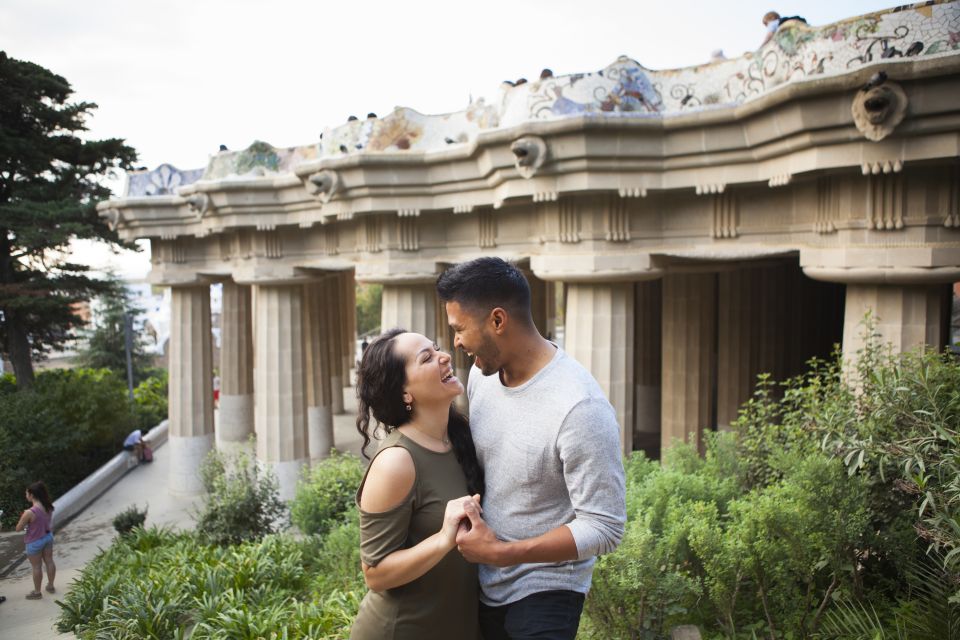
[134, 0, 959, 189]
[125, 164, 203, 197]
[503, 0, 960, 124]
[203, 141, 320, 181]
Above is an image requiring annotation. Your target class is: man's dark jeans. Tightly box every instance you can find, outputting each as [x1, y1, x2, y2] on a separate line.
[479, 590, 585, 640]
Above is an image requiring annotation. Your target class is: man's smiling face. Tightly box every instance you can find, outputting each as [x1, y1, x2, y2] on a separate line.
[445, 300, 503, 376]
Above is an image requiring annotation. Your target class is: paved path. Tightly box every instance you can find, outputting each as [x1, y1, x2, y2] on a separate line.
[0, 399, 365, 638]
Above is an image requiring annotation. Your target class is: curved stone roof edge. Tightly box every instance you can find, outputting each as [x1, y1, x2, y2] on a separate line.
[126, 0, 959, 194]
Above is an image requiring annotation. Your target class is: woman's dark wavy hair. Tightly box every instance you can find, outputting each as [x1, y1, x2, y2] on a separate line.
[27, 481, 54, 513]
[355, 328, 484, 496]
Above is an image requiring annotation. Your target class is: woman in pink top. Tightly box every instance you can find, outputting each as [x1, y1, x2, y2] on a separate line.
[15, 481, 56, 600]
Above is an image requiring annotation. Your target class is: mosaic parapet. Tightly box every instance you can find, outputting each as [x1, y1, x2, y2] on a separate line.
[125, 164, 204, 197]
[203, 141, 320, 181]
[195, 0, 959, 183]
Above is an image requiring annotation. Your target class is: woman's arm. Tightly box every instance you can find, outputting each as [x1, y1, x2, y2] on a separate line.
[15, 509, 33, 532]
[359, 447, 476, 592]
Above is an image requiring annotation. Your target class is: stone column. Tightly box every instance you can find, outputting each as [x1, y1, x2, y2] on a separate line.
[254, 283, 309, 501]
[634, 280, 662, 458]
[218, 280, 254, 453]
[168, 284, 215, 495]
[842, 284, 951, 360]
[661, 273, 717, 454]
[520, 266, 551, 338]
[565, 282, 635, 455]
[303, 280, 334, 461]
[716, 265, 789, 428]
[325, 276, 345, 414]
[381, 283, 437, 338]
[341, 271, 357, 389]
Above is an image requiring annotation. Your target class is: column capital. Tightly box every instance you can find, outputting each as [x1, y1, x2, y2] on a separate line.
[531, 253, 663, 283]
[801, 247, 960, 284]
[355, 258, 440, 285]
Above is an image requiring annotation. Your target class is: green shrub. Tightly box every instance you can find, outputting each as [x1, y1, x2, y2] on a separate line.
[306, 507, 364, 595]
[0, 367, 135, 528]
[584, 516, 702, 639]
[197, 449, 287, 546]
[290, 452, 364, 536]
[112, 504, 148, 535]
[586, 335, 959, 639]
[133, 370, 168, 430]
[56, 527, 361, 639]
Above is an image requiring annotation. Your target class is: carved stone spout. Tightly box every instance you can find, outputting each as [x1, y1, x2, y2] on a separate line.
[307, 170, 340, 203]
[510, 136, 548, 179]
[852, 80, 907, 142]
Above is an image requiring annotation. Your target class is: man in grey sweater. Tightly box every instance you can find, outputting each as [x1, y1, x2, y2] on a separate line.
[437, 257, 626, 640]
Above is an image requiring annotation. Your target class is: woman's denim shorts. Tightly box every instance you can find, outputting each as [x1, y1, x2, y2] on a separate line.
[25, 532, 53, 556]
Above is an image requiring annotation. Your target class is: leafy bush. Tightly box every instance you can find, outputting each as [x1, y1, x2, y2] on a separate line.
[582, 332, 958, 639]
[112, 504, 148, 535]
[56, 526, 362, 639]
[290, 452, 364, 536]
[583, 435, 873, 639]
[306, 507, 364, 595]
[133, 370, 168, 430]
[197, 449, 287, 546]
[0, 368, 135, 528]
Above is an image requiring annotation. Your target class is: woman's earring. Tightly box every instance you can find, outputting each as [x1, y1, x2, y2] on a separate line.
[405, 403, 412, 412]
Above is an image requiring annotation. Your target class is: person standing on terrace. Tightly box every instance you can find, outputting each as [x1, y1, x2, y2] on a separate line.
[15, 481, 56, 600]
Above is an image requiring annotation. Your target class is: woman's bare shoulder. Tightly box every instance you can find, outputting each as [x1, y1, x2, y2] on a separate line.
[359, 446, 415, 513]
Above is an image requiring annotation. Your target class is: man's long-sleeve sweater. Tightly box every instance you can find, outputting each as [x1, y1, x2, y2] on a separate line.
[467, 347, 627, 606]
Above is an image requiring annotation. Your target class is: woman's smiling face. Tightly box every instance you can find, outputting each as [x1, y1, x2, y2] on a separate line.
[393, 332, 463, 408]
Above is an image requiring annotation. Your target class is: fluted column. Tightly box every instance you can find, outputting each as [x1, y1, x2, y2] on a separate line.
[325, 276, 345, 414]
[381, 283, 437, 338]
[168, 284, 214, 495]
[218, 280, 254, 452]
[716, 265, 789, 428]
[661, 274, 717, 454]
[254, 284, 308, 501]
[304, 280, 334, 461]
[520, 266, 552, 338]
[565, 282, 635, 455]
[342, 271, 357, 386]
[634, 280, 662, 458]
[843, 284, 951, 360]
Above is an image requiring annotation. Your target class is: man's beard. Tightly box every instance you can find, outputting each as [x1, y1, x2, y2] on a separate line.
[474, 334, 501, 376]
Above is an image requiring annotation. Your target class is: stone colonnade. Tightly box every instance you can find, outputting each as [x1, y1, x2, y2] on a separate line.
[166, 271, 356, 500]
[166, 260, 952, 496]
[376, 260, 951, 461]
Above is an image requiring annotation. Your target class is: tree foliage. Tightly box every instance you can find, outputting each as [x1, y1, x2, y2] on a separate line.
[0, 51, 137, 388]
[355, 283, 381, 337]
[76, 278, 154, 384]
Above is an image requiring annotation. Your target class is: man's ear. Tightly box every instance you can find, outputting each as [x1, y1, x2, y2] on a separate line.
[490, 307, 508, 334]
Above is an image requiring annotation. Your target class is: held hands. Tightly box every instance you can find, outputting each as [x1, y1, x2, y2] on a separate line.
[440, 494, 482, 550]
[455, 496, 510, 566]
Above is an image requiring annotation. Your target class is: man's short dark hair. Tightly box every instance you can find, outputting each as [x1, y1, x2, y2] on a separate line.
[436, 257, 532, 322]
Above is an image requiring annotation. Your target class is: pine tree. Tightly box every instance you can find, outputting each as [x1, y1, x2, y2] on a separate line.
[0, 51, 137, 389]
[76, 279, 154, 385]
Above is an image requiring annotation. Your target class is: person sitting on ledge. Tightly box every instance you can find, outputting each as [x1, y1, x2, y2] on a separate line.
[761, 11, 808, 46]
[123, 429, 146, 462]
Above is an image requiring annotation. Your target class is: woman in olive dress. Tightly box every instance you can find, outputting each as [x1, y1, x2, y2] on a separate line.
[350, 328, 484, 640]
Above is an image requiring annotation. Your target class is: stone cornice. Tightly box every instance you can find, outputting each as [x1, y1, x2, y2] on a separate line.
[100, 82, 960, 242]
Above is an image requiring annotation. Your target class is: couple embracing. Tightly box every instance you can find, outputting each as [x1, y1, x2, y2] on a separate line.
[350, 257, 627, 640]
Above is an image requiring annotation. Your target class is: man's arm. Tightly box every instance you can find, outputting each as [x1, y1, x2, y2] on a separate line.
[456, 502, 578, 566]
[456, 397, 626, 566]
[558, 398, 626, 559]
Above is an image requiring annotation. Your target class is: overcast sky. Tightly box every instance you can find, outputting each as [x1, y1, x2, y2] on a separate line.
[2, 0, 896, 278]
